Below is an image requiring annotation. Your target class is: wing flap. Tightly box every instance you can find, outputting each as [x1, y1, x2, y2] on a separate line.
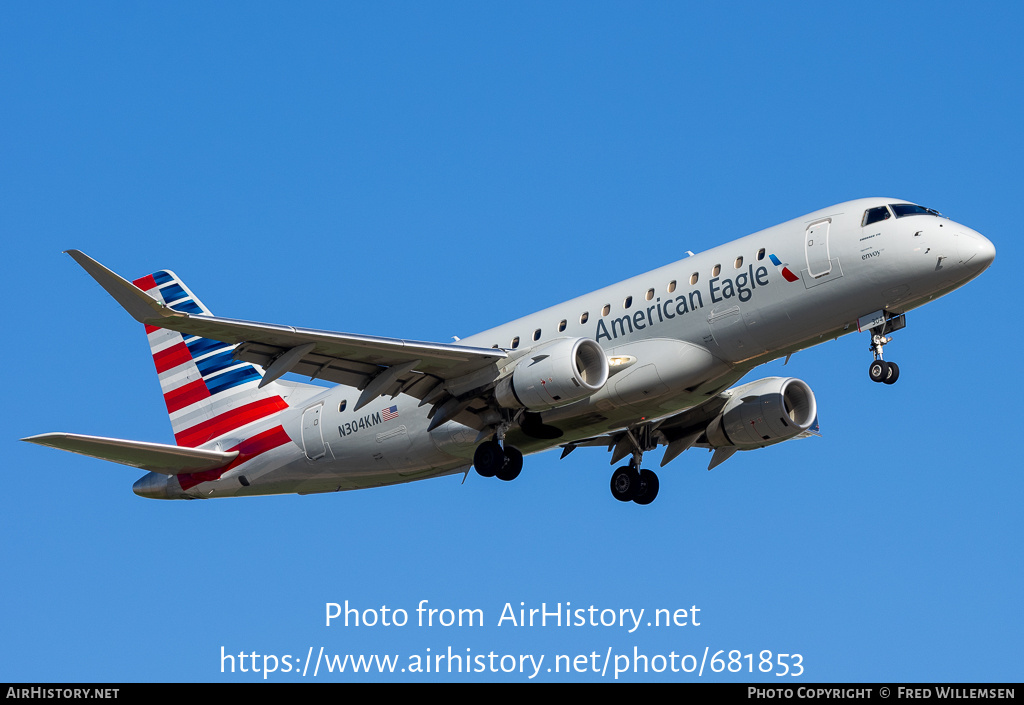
[22, 433, 239, 475]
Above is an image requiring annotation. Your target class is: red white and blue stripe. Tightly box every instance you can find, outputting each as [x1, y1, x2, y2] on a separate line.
[131, 270, 291, 461]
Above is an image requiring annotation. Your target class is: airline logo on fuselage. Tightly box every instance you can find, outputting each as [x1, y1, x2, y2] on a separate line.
[768, 254, 800, 283]
[594, 259, 789, 343]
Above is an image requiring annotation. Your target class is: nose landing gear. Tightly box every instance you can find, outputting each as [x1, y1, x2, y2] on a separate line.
[868, 357, 900, 385]
[865, 312, 906, 385]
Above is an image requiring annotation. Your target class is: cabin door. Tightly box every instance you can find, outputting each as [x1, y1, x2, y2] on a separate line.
[301, 403, 327, 461]
[805, 219, 832, 278]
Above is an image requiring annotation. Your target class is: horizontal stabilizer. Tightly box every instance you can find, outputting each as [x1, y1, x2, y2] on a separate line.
[21, 433, 239, 474]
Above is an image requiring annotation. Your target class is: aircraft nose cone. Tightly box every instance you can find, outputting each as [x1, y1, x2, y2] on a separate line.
[133, 472, 170, 499]
[957, 231, 996, 271]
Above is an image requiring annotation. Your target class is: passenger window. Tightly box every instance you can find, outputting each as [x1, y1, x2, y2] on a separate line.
[667, 280, 677, 293]
[602, 304, 610, 316]
[712, 264, 721, 277]
[690, 273, 698, 285]
[339, 400, 347, 412]
[863, 206, 891, 226]
[511, 336, 520, 349]
[645, 288, 654, 301]
[580, 312, 589, 324]
[623, 296, 632, 309]
[558, 319, 567, 332]
[533, 329, 541, 341]
[734, 257, 743, 269]
[757, 248, 765, 261]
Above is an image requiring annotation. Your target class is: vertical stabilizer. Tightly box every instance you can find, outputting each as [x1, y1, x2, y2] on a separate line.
[132, 270, 290, 448]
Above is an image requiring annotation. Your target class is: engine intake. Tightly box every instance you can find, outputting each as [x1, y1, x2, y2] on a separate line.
[705, 377, 817, 449]
[495, 338, 609, 411]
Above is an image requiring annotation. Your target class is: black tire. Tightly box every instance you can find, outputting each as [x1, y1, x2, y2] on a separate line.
[869, 360, 889, 383]
[883, 361, 900, 385]
[633, 469, 660, 505]
[496, 447, 523, 482]
[610, 466, 640, 502]
[473, 440, 504, 478]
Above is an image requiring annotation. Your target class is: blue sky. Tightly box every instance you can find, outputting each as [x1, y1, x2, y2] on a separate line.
[2, 2, 1021, 682]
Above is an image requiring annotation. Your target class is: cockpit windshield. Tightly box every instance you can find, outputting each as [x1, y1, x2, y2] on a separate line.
[863, 206, 891, 226]
[863, 203, 944, 226]
[891, 203, 942, 218]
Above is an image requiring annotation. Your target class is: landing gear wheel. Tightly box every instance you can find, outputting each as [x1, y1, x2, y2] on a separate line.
[632, 469, 660, 505]
[473, 440, 504, 478]
[869, 360, 890, 383]
[496, 447, 523, 482]
[610, 466, 641, 502]
[883, 361, 900, 385]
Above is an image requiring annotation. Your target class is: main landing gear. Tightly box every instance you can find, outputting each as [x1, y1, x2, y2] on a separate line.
[473, 414, 523, 482]
[473, 439, 523, 482]
[610, 463, 660, 505]
[472, 416, 663, 505]
[608, 423, 660, 505]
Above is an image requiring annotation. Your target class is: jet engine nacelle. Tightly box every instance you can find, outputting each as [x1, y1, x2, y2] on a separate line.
[705, 377, 817, 449]
[495, 338, 609, 412]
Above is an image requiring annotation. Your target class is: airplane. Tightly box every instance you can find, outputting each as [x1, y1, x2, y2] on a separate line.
[22, 198, 995, 504]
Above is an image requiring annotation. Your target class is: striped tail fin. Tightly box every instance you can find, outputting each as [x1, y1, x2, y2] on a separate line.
[131, 269, 290, 449]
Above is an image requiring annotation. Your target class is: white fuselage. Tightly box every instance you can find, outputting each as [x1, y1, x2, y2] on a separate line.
[138, 198, 994, 499]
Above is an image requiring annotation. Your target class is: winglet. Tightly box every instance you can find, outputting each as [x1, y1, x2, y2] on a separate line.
[64, 250, 182, 324]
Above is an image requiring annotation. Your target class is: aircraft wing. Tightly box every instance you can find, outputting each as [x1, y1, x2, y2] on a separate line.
[560, 385, 819, 470]
[21, 433, 239, 474]
[559, 393, 732, 467]
[66, 251, 508, 423]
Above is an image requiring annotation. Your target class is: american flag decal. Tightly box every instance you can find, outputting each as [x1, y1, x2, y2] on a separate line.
[382, 405, 399, 421]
